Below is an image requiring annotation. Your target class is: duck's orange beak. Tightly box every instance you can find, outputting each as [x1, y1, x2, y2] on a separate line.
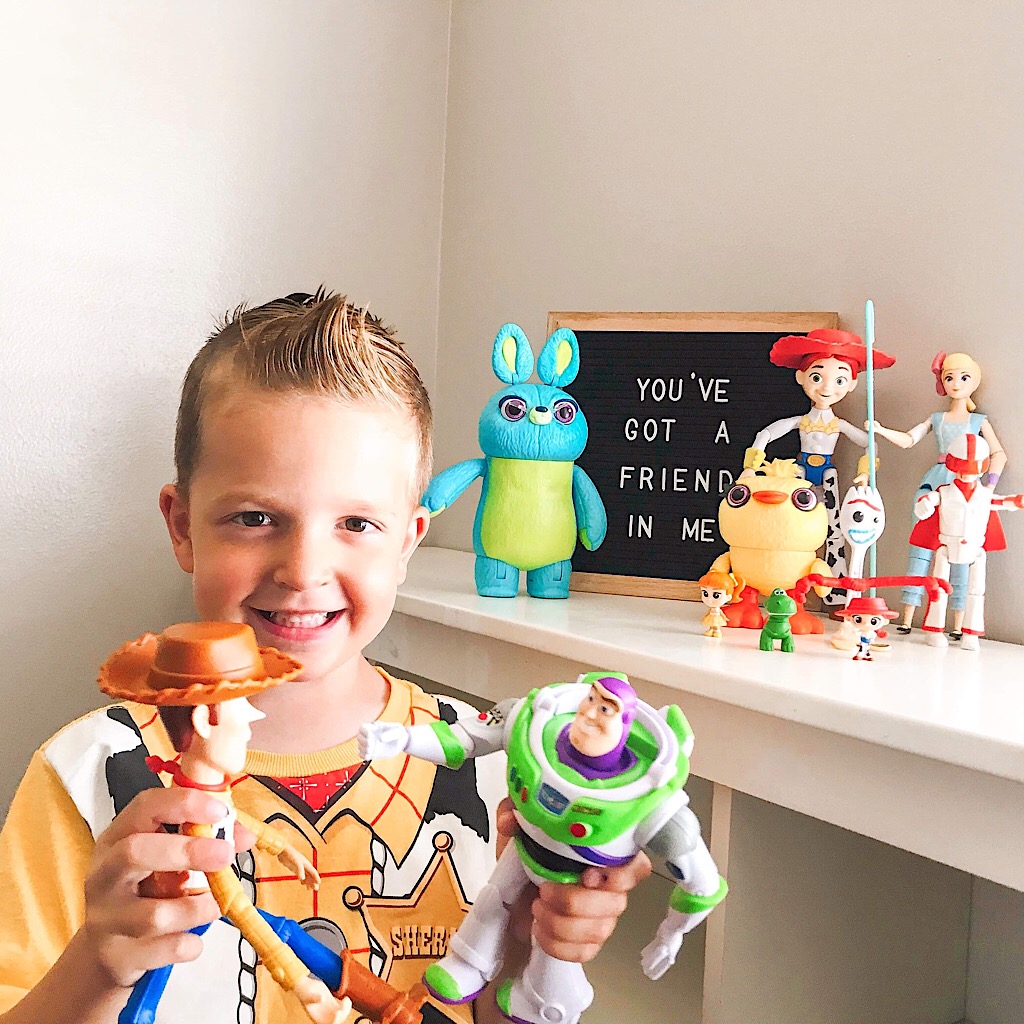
[753, 490, 788, 504]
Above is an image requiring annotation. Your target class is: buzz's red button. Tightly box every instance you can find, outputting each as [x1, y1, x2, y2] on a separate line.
[520, 787, 528, 802]
[569, 823, 589, 839]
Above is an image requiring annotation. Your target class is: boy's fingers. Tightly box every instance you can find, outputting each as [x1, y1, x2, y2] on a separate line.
[535, 882, 627, 921]
[99, 928, 208, 984]
[89, 832, 234, 891]
[531, 899, 618, 949]
[495, 797, 518, 838]
[90, 891, 221, 941]
[233, 819, 257, 852]
[97, 787, 229, 850]
[580, 851, 652, 892]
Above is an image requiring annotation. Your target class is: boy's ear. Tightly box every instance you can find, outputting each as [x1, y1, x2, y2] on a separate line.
[160, 484, 195, 574]
[397, 505, 431, 584]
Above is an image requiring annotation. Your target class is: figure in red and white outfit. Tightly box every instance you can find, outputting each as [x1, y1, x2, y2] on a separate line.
[910, 434, 1024, 650]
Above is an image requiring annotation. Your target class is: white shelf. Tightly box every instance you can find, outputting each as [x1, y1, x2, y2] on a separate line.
[370, 546, 1024, 890]
[389, 547, 1024, 782]
[370, 547, 1020, 1023]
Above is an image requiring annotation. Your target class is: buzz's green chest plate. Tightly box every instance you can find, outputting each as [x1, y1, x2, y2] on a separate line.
[505, 695, 688, 849]
[480, 458, 576, 569]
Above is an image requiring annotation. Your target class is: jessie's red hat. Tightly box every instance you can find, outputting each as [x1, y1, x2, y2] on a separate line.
[836, 596, 899, 620]
[98, 622, 302, 706]
[769, 329, 895, 378]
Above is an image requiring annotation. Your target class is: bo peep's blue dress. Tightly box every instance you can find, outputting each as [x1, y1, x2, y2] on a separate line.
[901, 411, 986, 609]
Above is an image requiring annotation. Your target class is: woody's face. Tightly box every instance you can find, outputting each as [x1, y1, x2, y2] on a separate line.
[188, 697, 265, 776]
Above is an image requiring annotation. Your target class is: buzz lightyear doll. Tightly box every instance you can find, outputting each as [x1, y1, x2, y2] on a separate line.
[358, 672, 727, 1024]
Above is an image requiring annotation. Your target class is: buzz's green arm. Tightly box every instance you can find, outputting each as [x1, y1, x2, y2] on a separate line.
[358, 700, 516, 769]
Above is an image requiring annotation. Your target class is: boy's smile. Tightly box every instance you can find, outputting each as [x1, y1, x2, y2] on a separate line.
[160, 384, 429, 727]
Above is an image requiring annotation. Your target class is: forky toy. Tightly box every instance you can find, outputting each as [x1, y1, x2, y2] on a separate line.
[359, 672, 726, 1024]
[908, 434, 1024, 650]
[830, 484, 887, 653]
[100, 622, 428, 1024]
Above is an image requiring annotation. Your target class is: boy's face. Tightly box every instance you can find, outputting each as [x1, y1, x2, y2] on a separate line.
[161, 385, 429, 693]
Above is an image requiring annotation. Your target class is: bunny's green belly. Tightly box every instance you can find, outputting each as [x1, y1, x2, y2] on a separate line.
[480, 458, 577, 569]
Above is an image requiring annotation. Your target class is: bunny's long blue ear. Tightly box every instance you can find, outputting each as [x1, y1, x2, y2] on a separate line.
[537, 328, 580, 387]
[492, 323, 534, 384]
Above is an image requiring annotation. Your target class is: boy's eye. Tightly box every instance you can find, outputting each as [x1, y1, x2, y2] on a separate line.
[234, 511, 272, 528]
[342, 517, 375, 533]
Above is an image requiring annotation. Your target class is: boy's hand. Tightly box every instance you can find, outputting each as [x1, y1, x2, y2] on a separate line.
[80, 786, 235, 987]
[496, 798, 652, 963]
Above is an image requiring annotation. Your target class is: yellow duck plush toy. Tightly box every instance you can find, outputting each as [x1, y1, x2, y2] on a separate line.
[708, 460, 832, 634]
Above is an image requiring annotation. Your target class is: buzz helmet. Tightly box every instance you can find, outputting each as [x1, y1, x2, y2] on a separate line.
[945, 434, 991, 476]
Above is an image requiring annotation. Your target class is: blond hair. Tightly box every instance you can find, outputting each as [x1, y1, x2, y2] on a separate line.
[940, 352, 982, 412]
[174, 289, 432, 498]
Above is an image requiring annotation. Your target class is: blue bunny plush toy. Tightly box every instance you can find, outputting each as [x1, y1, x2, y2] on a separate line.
[424, 323, 607, 598]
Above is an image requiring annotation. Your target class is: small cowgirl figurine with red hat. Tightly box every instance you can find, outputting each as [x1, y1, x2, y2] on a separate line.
[99, 621, 352, 1024]
[745, 329, 896, 604]
[835, 596, 899, 661]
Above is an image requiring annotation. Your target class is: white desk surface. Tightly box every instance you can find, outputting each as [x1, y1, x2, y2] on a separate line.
[394, 547, 1024, 783]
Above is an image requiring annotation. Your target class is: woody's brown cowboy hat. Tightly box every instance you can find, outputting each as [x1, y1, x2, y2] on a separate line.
[98, 621, 302, 705]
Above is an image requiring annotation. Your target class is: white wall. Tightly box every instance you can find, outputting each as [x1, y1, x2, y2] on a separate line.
[430, 0, 1024, 645]
[430, 4, 1024, 1020]
[0, 0, 452, 814]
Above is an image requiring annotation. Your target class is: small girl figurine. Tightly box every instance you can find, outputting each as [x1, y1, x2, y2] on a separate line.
[698, 570, 744, 638]
[872, 352, 1006, 636]
[745, 329, 895, 606]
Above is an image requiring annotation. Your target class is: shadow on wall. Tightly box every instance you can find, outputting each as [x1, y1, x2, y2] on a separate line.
[0, 377, 194, 820]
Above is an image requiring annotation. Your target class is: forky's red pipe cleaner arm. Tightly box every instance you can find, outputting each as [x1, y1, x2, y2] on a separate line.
[793, 574, 953, 605]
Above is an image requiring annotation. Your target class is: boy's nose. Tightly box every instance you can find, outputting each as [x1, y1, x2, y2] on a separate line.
[272, 536, 332, 592]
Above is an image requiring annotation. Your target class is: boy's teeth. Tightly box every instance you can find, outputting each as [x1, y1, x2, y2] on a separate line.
[268, 611, 331, 628]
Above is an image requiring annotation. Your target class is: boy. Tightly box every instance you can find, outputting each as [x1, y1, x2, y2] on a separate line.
[0, 291, 649, 1024]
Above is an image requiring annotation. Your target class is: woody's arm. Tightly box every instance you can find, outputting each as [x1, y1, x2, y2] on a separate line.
[234, 811, 320, 889]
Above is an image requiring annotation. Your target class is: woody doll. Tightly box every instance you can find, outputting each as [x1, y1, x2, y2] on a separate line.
[99, 621, 351, 1024]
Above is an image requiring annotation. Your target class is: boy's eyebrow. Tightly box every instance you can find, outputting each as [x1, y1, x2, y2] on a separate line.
[210, 490, 401, 521]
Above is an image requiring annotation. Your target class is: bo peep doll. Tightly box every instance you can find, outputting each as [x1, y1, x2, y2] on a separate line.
[872, 352, 1006, 637]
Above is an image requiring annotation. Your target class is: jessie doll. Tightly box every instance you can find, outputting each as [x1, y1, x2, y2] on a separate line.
[745, 329, 895, 606]
[872, 351, 1006, 637]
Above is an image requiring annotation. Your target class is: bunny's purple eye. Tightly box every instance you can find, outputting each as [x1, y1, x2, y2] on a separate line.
[553, 399, 577, 424]
[499, 396, 527, 421]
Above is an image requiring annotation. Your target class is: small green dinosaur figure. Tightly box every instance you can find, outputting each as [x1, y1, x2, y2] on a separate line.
[760, 588, 797, 653]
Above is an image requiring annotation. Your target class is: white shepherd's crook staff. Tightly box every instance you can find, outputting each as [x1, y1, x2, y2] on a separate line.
[864, 299, 878, 591]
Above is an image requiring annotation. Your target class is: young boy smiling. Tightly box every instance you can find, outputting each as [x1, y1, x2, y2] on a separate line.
[0, 291, 648, 1024]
